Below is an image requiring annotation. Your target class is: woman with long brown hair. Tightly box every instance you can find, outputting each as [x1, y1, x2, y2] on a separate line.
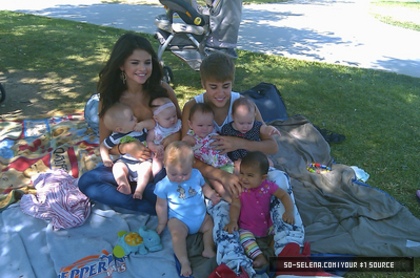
[79, 33, 181, 214]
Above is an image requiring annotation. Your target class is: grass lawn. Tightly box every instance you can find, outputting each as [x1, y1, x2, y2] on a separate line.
[1, 8, 420, 277]
[369, 0, 420, 31]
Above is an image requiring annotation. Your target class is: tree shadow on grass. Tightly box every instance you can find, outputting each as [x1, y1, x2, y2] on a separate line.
[0, 11, 135, 117]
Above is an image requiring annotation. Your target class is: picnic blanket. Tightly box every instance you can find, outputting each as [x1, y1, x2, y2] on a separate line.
[0, 112, 101, 205]
[267, 114, 420, 257]
[0, 112, 218, 278]
[2, 113, 420, 278]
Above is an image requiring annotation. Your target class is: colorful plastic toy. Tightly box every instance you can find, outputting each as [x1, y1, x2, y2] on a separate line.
[307, 163, 331, 174]
[113, 225, 163, 258]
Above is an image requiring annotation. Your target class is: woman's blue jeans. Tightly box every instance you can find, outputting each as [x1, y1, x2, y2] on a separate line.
[78, 164, 166, 215]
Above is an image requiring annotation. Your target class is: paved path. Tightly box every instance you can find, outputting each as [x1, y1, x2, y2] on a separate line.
[2, 0, 420, 78]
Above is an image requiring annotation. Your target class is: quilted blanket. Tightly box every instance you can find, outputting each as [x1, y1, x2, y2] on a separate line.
[0, 112, 101, 210]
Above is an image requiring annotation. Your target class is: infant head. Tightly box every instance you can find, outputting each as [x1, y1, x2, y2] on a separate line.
[188, 103, 215, 138]
[164, 141, 194, 183]
[151, 97, 178, 128]
[103, 102, 138, 133]
[239, 151, 269, 189]
[231, 97, 256, 134]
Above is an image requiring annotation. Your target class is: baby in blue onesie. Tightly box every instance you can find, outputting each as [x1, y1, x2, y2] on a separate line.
[155, 141, 220, 277]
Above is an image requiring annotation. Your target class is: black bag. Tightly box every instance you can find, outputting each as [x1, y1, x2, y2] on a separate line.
[240, 82, 288, 122]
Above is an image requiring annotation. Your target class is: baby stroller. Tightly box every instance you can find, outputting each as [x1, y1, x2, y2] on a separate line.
[154, 0, 242, 83]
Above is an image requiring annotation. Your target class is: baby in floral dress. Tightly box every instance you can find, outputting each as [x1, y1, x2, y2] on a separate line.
[182, 103, 234, 201]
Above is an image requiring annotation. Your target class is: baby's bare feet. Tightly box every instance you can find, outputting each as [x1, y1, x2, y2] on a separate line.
[253, 254, 268, 268]
[202, 248, 216, 259]
[180, 261, 192, 277]
[116, 176, 131, 195]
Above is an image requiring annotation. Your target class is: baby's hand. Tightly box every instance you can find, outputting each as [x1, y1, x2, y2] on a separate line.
[265, 125, 281, 137]
[223, 221, 238, 234]
[155, 145, 164, 159]
[282, 211, 295, 225]
[134, 122, 145, 132]
[210, 192, 221, 206]
[103, 159, 113, 168]
[156, 223, 166, 235]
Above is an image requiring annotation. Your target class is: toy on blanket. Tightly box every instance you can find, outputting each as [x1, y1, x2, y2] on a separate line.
[113, 225, 162, 258]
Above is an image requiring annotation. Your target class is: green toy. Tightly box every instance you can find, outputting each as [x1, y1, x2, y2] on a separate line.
[119, 136, 138, 144]
[113, 225, 163, 258]
[120, 135, 147, 146]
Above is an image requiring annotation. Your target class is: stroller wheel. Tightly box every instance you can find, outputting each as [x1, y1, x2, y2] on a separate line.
[0, 83, 5, 103]
[163, 66, 174, 84]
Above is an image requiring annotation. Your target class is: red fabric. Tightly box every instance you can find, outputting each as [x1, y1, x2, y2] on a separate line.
[275, 242, 337, 277]
[209, 263, 249, 278]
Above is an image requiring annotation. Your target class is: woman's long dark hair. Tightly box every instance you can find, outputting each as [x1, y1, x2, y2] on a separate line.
[97, 33, 167, 118]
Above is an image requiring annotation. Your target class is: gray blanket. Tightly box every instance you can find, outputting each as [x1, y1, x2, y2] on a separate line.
[268, 114, 420, 256]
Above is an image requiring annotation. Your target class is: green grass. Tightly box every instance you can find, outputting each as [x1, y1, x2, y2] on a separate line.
[0, 12, 120, 112]
[370, 1, 420, 9]
[369, 1, 420, 31]
[1, 10, 420, 276]
[372, 14, 420, 31]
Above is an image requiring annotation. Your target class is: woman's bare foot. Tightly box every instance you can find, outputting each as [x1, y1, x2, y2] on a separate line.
[180, 260, 192, 277]
[253, 253, 268, 268]
[116, 176, 131, 195]
[202, 247, 216, 259]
